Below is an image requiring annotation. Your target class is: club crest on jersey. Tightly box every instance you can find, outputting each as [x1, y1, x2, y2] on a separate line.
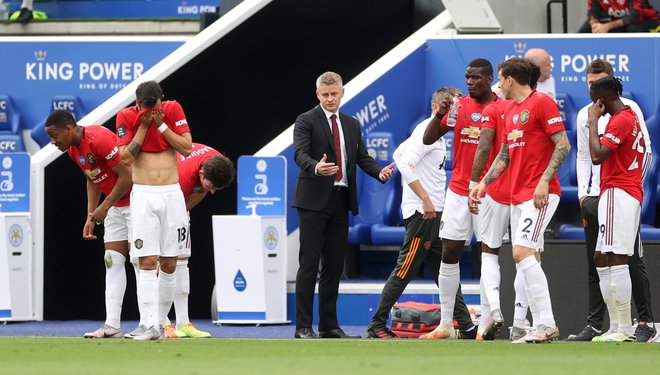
[460, 126, 481, 138]
[520, 110, 530, 124]
[134, 239, 143, 249]
[86, 153, 96, 165]
[507, 129, 524, 141]
[78, 156, 86, 165]
[513, 114, 519, 124]
[471, 113, 482, 122]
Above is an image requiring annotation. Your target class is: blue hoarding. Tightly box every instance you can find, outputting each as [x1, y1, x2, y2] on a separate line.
[0, 39, 186, 131]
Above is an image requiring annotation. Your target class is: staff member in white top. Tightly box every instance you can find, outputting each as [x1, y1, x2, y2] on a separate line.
[492, 48, 556, 101]
[365, 87, 476, 339]
[567, 59, 656, 342]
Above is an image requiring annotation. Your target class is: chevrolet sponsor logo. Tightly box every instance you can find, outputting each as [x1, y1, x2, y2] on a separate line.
[460, 126, 481, 138]
[507, 129, 524, 141]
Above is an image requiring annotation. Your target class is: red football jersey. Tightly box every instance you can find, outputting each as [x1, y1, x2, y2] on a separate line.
[480, 99, 511, 204]
[67, 125, 130, 207]
[589, 0, 660, 22]
[443, 95, 498, 196]
[116, 100, 190, 152]
[600, 106, 644, 204]
[503, 91, 564, 205]
[178, 143, 222, 197]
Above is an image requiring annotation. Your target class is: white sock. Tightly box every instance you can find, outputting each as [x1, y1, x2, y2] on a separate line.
[478, 280, 491, 335]
[518, 256, 555, 328]
[610, 264, 633, 335]
[480, 252, 501, 312]
[439, 262, 460, 328]
[158, 270, 177, 328]
[597, 266, 618, 332]
[513, 265, 529, 328]
[138, 269, 158, 328]
[131, 260, 147, 327]
[104, 250, 126, 329]
[174, 259, 190, 327]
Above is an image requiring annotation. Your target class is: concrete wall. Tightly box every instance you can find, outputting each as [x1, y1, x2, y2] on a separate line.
[487, 0, 586, 34]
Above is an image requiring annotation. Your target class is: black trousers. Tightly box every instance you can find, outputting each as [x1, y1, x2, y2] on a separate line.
[368, 211, 474, 332]
[581, 196, 654, 329]
[295, 188, 349, 331]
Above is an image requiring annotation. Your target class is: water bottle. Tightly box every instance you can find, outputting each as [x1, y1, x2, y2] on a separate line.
[446, 94, 460, 127]
[0, 0, 9, 21]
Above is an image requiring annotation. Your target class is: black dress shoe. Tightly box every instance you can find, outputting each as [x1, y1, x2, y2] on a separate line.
[294, 327, 318, 339]
[318, 328, 361, 339]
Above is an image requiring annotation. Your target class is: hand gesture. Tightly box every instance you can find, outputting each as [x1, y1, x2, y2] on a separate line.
[587, 99, 605, 123]
[468, 182, 486, 215]
[533, 180, 549, 209]
[83, 217, 97, 240]
[316, 153, 339, 176]
[90, 205, 109, 225]
[379, 162, 395, 182]
[421, 197, 436, 220]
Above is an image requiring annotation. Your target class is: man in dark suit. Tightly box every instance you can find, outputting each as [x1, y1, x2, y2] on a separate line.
[292, 71, 395, 339]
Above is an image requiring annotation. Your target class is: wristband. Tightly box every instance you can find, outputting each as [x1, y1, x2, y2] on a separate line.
[435, 111, 445, 120]
[157, 123, 168, 133]
[469, 180, 478, 190]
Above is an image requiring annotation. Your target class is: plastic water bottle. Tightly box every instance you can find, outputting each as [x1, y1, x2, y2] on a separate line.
[446, 94, 460, 127]
[0, 0, 9, 21]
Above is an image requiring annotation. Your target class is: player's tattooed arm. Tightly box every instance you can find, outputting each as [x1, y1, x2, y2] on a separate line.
[127, 140, 142, 158]
[482, 143, 509, 186]
[541, 130, 571, 182]
[471, 127, 495, 182]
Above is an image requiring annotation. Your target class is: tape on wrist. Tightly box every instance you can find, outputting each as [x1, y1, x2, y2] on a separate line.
[469, 180, 478, 190]
[158, 123, 168, 133]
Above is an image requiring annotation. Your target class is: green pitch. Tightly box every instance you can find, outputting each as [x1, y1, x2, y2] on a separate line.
[1, 337, 660, 375]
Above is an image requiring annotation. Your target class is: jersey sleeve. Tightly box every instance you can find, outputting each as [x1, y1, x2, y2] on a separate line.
[115, 109, 135, 147]
[481, 103, 497, 130]
[539, 95, 565, 136]
[164, 100, 190, 136]
[94, 130, 122, 169]
[600, 115, 629, 152]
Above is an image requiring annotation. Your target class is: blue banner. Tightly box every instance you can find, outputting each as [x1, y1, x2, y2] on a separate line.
[0, 153, 30, 213]
[237, 156, 287, 217]
[426, 36, 658, 119]
[4, 0, 220, 19]
[0, 39, 185, 131]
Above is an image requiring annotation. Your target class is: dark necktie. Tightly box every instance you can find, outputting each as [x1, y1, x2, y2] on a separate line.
[331, 114, 342, 182]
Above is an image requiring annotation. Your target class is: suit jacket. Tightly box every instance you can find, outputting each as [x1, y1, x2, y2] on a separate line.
[292, 105, 383, 215]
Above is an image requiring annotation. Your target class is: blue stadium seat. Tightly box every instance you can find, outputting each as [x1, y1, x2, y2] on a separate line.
[348, 132, 396, 245]
[641, 224, 660, 240]
[558, 130, 578, 204]
[641, 155, 658, 225]
[370, 172, 405, 245]
[558, 223, 584, 239]
[556, 92, 578, 131]
[31, 96, 87, 148]
[444, 130, 454, 172]
[0, 95, 26, 152]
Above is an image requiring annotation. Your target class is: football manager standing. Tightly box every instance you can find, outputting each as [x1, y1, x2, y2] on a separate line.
[292, 71, 395, 339]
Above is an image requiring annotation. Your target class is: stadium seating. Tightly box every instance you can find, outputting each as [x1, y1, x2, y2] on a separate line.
[557, 129, 578, 204]
[556, 92, 578, 131]
[370, 172, 405, 245]
[31, 96, 86, 148]
[0, 95, 26, 152]
[347, 132, 397, 245]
